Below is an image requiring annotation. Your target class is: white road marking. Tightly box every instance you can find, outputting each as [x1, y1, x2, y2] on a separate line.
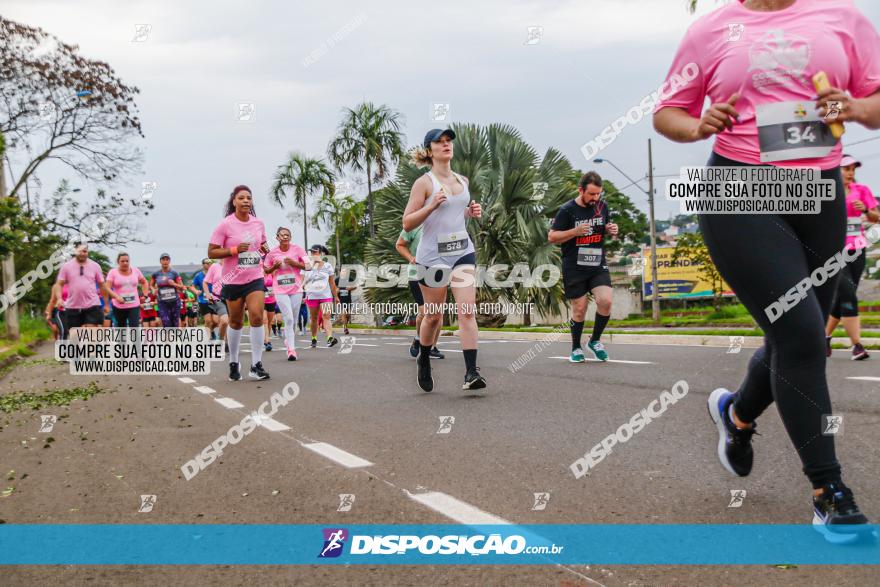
[409, 491, 510, 525]
[193, 386, 216, 394]
[847, 376, 880, 382]
[251, 414, 291, 432]
[549, 356, 654, 365]
[354, 343, 379, 347]
[214, 397, 244, 409]
[303, 442, 373, 468]
[177, 377, 196, 384]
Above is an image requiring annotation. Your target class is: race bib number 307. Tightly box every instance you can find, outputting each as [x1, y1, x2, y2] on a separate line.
[756, 101, 837, 163]
[577, 247, 603, 267]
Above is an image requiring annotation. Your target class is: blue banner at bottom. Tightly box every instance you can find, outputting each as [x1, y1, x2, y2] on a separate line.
[1, 524, 878, 565]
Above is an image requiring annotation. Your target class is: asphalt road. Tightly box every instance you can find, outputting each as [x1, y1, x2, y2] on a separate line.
[2, 332, 879, 585]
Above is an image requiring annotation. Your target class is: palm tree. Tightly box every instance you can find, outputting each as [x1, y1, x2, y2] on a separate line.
[312, 188, 360, 263]
[270, 153, 335, 249]
[365, 122, 577, 327]
[327, 102, 405, 237]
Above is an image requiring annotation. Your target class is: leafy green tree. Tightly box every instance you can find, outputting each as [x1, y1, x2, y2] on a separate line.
[671, 231, 725, 310]
[327, 102, 404, 237]
[312, 189, 366, 265]
[270, 153, 335, 250]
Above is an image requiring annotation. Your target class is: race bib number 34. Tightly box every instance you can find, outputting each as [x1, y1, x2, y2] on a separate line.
[756, 101, 837, 163]
[438, 232, 468, 256]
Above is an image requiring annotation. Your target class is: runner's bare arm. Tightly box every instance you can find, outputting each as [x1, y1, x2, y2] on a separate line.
[395, 236, 415, 263]
[548, 224, 588, 244]
[654, 94, 740, 142]
[208, 243, 242, 259]
[403, 175, 440, 231]
[329, 275, 340, 303]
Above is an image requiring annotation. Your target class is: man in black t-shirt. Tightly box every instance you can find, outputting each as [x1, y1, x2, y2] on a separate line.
[334, 275, 355, 335]
[548, 171, 618, 363]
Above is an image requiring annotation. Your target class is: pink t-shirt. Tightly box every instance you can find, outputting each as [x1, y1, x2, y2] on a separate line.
[208, 214, 267, 286]
[656, 0, 880, 169]
[264, 245, 308, 295]
[106, 267, 145, 309]
[204, 262, 223, 297]
[264, 274, 276, 304]
[56, 259, 104, 310]
[845, 183, 878, 250]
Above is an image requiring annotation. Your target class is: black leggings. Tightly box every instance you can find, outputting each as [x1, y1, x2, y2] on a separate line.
[700, 152, 846, 489]
[830, 248, 866, 319]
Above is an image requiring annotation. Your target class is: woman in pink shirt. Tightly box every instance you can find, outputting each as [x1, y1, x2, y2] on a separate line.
[104, 252, 149, 328]
[208, 185, 270, 382]
[654, 0, 880, 534]
[263, 226, 309, 360]
[825, 155, 879, 360]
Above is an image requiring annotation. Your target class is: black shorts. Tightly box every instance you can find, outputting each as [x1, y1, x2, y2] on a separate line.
[198, 302, 215, 316]
[418, 252, 477, 288]
[186, 308, 198, 318]
[337, 297, 351, 312]
[112, 306, 141, 328]
[265, 302, 278, 313]
[409, 279, 424, 306]
[563, 270, 612, 299]
[63, 305, 104, 330]
[222, 278, 265, 301]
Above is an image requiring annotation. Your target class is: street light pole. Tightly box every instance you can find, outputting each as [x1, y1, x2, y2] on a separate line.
[647, 139, 659, 323]
[593, 142, 661, 322]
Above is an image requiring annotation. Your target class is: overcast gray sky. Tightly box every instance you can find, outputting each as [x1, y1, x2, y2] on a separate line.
[4, 0, 880, 266]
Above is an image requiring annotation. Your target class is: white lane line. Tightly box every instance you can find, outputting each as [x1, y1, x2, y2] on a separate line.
[253, 415, 291, 432]
[847, 376, 880, 382]
[214, 397, 244, 409]
[193, 386, 216, 394]
[440, 349, 463, 353]
[177, 377, 196, 384]
[549, 356, 654, 365]
[354, 343, 379, 347]
[303, 442, 373, 468]
[409, 491, 510, 525]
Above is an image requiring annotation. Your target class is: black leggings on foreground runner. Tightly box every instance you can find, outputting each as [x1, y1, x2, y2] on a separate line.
[699, 152, 846, 489]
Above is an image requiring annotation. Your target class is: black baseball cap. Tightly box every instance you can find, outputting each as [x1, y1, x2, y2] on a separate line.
[309, 244, 329, 255]
[423, 128, 455, 148]
[159, 253, 171, 260]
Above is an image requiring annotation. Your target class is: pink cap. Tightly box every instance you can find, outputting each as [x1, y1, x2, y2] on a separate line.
[840, 154, 862, 168]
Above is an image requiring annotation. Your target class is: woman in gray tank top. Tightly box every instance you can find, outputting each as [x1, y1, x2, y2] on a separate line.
[403, 128, 487, 393]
